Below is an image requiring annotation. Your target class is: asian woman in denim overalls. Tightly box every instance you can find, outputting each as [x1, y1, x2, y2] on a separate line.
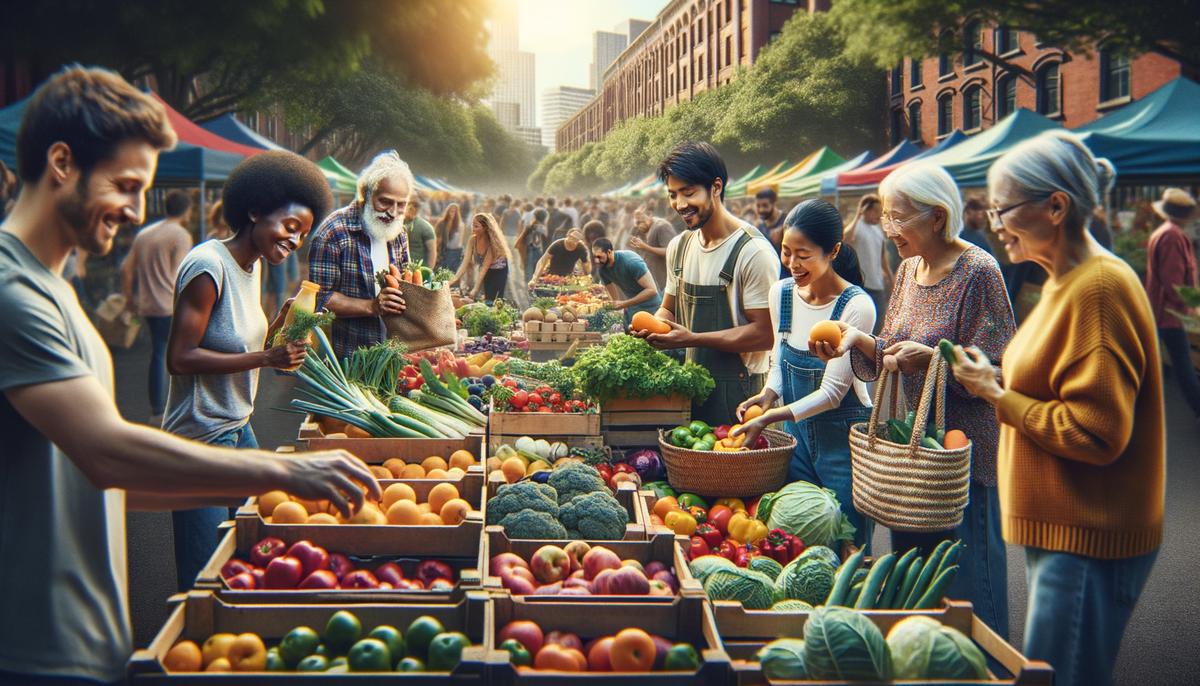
[734, 200, 877, 549]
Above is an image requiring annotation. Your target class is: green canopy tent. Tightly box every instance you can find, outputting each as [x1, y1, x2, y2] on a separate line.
[1075, 76, 1200, 181]
[778, 150, 873, 198]
[763, 147, 846, 196]
[927, 109, 1064, 188]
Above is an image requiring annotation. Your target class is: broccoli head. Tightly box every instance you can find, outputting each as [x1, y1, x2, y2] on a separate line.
[559, 491, 628, 540]
[547, 462, 608, 505]
[486, 481, 559, 525]
[498, 510, 569, 539]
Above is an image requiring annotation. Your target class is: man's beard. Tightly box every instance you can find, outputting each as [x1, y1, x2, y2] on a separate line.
[363, 208, 404, 243]
[57, 175, 110, 256]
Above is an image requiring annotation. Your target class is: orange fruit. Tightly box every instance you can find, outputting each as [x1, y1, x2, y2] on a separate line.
[428, 483, 460, 514]
[808, 320, 842, 347]
[449, 450, 475, 469]
[386, 499, 422, 525]
[271, 500, 308, 524]
[382, 482, 417, 510]
[525, 460, 550, 476]
[383, 458, 407, 478]
[501, 457, 526, 484]
[227, 633, 267, 672]
[307, 512, 338, 525]
[631, 310, 671, 334]
[401, 464, 427, 479]
[201, 633, 237, 668]
[369, 465, 393, 480]
[163, 640, 202, 672]
[421, 456, 448, 473]
[418, 502, 433, 514]
[205, 657, 232, 672]
[743, 404, 765, 422]
[943, 429, 969, 450]
[447, 467, 466, 478]
[440, 498, 471, 525]
[294, 497, 328, 515]
[347, 502, 383, 525]
[486, 456, 502, 473]
[257, 491, 289, 518]
[419, 512, 444, 525]
[653, 496, 679, 520]
[426, 468, 450, 479]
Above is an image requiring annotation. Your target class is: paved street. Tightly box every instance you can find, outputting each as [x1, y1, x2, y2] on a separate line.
[115, 331, 1200, 684]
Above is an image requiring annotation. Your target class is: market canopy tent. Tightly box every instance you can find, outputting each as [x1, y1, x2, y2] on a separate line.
[203, 114, 356, 194]
[780, 150, 873, 198]
[0, 96, 26, 169]
[925, 109, 1064, 188]
[727, 160, 790, 198]
[1076, 76, 1200, 180]
[837, 130, 967, 189]
[744, 150, 822, 197]
[753, 147, 846, 197]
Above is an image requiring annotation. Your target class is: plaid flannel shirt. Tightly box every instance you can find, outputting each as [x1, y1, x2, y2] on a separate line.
[308, 202, 410, 358]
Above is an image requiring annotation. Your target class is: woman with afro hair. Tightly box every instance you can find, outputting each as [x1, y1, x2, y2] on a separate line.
[162, 150, 332, 590]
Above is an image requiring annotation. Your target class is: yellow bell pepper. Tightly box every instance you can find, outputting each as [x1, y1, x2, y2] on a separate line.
[714, 498, 747, 513]
[727, 425, 747, 449]
[728, 511, 768, 544]
[664, 509, 698, 537]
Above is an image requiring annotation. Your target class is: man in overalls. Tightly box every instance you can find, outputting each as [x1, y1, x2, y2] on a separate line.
[638, 142, 779, 427]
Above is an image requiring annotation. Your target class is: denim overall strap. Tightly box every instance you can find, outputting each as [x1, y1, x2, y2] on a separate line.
[778, 277, 796, 336]
[831, 284, 866, 321]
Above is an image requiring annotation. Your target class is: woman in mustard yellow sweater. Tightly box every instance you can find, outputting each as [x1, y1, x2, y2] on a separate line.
[950, 131, 1163, 686]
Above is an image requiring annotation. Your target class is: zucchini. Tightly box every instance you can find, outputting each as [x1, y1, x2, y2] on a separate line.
[933, 541, 964, 582]
[904, 540, 952, 609]
[826, 548, 865, 607]
[895, 555, 924, 609]
[854, 552, 897, 609]
[938, 339, 958, 364]
[879, 547, 918, 609]
[846, 581, 865, 607]
[886, 419, 913, 444]
[921, 436, 943, 450]
[914, 565, 959, 609]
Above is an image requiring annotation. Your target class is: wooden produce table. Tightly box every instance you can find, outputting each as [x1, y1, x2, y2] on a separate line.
[602, 394, 691, 449]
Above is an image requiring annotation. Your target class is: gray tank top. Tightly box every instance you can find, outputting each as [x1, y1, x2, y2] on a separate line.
[163, 240, 268, 442]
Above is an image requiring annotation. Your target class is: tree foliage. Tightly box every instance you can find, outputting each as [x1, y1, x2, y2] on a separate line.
[829, 0, 1200, 72]
[531, 11, 884, 195]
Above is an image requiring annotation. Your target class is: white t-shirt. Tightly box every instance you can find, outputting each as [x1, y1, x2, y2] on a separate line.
[664, 226, 779, 374]
[765, 280, 875, 420]
[369, 231, 389, 294]
[563, 207, 580, 227]
[852, 219, 887, 291]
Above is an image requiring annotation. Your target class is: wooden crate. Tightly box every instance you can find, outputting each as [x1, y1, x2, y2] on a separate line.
[723, 600, 1053, 685]
[195, 522, 482, 604]
[128, 590, 504, 684]
[488, 399, 601, 438]
[480, 528, 702, 600]
[235, 475, 485, 558]
[488, 592, 730, 685]
[296, 416, 485, 465]
[602, 394, 691, 448]
[484, 474, 649, 541]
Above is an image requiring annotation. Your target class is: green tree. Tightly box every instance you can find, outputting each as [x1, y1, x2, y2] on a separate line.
[830, 0, 1200, 72]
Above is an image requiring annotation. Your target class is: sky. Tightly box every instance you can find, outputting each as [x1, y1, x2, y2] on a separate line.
[518, 0, 668, 127]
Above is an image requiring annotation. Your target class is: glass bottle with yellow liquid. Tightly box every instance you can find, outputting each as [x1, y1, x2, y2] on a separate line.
[273, 280, 320, 371]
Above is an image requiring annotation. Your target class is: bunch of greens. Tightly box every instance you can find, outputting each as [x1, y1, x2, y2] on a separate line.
[586, 308, 625, 333]
[568, 334, 714, 403]
[457, 300, 517, 337]
[279, 309, 335, 344]
[1171, 285, 1200, 332]
[531, 296, 558, 312]
[343, 339, 408, 400]
[494, 358, 579, 397]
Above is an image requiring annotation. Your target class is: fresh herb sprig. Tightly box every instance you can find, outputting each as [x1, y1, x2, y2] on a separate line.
[568, 334, 714, 403]
[280, 309, 335, 344]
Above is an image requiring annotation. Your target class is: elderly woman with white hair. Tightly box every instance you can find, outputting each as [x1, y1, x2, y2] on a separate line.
[949, 131, 1162, 686]
[815, 162, 1015, 637]
[308, 150, 415, 358]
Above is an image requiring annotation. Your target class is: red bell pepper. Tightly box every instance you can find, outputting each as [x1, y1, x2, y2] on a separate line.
[263, 555, 304, 589]
[745, 495, 762, 520]
[694, 524, 723, 549]
[706, 505, 733, 536]
[687, 536, 709, 561]
[760, 529, 806, 565]
[713, 539, 738, 561]
[713, 425, 731, 440]
[733, 544, 755, 568]
[249, 537, 288, 568]
[596, 464, 614, 487]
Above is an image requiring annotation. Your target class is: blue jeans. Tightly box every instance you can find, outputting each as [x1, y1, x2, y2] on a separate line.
[525, 246, 541, 281]
[1160, 326, 1200, 416]
[891, 483, 1008, 637]
[441, 247, 464, 274]
[172, 423, 257, 591]
[145, 315, 172, 416]
[785, 407, 873, 549]
[1024, 546, 1158, 686]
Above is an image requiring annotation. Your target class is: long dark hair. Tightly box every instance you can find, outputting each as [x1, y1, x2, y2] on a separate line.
[783, 199, 864, 287]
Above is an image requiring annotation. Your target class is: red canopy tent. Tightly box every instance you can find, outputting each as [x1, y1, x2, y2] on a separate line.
[150, 94, 264, 158]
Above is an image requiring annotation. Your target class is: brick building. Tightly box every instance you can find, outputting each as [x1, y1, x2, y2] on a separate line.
[887, 23, 1185, 148]
[556, 0, 823, 153]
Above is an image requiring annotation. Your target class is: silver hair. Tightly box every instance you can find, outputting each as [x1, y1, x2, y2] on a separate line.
[988, 130, 1116, 234]
[879, 162, 964, 241]
[355, 150, 415, 205]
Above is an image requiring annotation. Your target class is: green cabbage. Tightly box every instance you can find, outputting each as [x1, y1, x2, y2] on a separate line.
[703, 568, 777, 609]
[803, 607, 892, 681]
[689, 555, 737, 584]
[887, 616, 988, 679]
[757, 481, 856, 549]
[756, 639, 808, 679]
[748, 555, 784, 580]
[775, 557, 836, 606]
[771, 600, 815, 612]
[798, 545, 841, 569]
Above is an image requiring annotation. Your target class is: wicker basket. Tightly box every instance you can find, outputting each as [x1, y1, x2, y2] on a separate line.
[849, 357, 972, 532]
[658, 428, 795, 497]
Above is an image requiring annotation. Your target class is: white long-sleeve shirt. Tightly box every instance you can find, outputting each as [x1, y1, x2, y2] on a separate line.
[766, 280, 876, 421]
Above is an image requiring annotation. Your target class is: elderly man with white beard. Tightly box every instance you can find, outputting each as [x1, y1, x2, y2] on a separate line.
[308, 150, 413, 358]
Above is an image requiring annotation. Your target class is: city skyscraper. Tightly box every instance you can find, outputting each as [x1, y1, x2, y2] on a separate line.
[487, 0, 536, 131]
[541, 85, 596, 150]
[590, 19, 651, 91]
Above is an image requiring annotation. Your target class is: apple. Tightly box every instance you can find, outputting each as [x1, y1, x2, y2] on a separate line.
[650, 634, 674, 669]
[498, 621, 544, 656]
[428, 578, 455, 592]
[250, 568, 265, 588]
[611, 628, 655, 671]
[563, 540, 591, 572]
[395, 578, 425, 590]
[621, 559, 645, 574]
[374, 562, 405, 587]
[490, 552, 528, 578]
[285, 541, 330, 577]
[648, 579, 673, 596]
[569, 569, 586, 580]
[226, 633, 267, 672]
[545, 631, 583, 653]
[534, 644, 585, 671]
[644, 561, 668, 578]
[226, 571, 257, 590]
[298, 570, 339, 589]
[340, 569, 380, 589]
[587, 636, 615, 672]
[501, 570, 536, 595]
[263, 556, 303, 589]
[652, 570, 680, 594]
[220, 559, 253, 581]
[328, 553, 354, 581]
[505, 565, 536, 585]
[532, 581, 562, 595]
[582, 547, 622, 580]
[378, 582, 394, 589]
[593, 565, 650, 595]
[530, 545, 571, 584]
[562, 577, 590, 590]
[560, 586, 591, 595]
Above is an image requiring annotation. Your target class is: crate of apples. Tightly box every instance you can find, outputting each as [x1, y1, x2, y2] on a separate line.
[488, 539, 682, 599]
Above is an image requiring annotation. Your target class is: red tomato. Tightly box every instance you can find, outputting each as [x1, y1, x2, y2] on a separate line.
[549, 393, 562, 405]
[527, 393, 544, 406]
[538, 406, 553, 413]
[509, 390, 528, 409]
[537, 386, 553, 396]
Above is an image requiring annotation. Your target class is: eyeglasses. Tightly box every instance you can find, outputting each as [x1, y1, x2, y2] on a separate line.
[880, 209, 931, 233]
[986, 199, 1037, 228]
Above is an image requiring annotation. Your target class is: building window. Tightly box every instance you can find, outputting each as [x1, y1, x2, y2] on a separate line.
[1100, 49, 1131, 102]
[726, 0, 732, 21]
[963, 21, 982, 66]
[908, 101, 922, 143]
[890, 108, 904, 146]
[910, 58, 923, 88]
[996, 27, 1019, 54]
[996, 74, 1016, 119]
[963, 86, 981, 130]
[937, 94, 953, 135]
[938, 30, 954, 78]
[1037, 63, 1061, 116]
[891, 64, 902, 94]
[725, 36, 732, 66]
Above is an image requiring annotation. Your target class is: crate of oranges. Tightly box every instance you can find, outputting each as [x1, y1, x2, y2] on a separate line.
[297, 414, 485, 464]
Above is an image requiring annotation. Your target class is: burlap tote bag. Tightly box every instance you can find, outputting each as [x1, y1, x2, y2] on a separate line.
[382, 281, 457, 351]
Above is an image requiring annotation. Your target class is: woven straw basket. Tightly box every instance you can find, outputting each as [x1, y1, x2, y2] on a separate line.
[659, 428, 795, 497]
[849, 357, 971, 532]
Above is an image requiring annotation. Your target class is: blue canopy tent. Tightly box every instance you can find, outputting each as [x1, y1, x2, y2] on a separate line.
[837, 131, 968, 190]
[919, 110, 1063, 188]
[1076, 77, 1200, 180]
[202, 114, 356, 196]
